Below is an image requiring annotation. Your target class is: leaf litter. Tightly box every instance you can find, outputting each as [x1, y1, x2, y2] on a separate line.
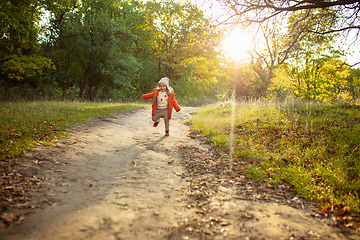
[166, 131, 359, 239]
[0, 170, 43, 228]
[1, 108, 359, 239]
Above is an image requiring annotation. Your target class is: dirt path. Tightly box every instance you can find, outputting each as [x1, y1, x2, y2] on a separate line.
[0, 107, 357, 240]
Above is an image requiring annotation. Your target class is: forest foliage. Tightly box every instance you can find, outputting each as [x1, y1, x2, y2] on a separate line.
[1, 0, 360, 104]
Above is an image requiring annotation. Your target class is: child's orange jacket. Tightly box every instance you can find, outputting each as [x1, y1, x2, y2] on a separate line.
[142, 88, 181, 119]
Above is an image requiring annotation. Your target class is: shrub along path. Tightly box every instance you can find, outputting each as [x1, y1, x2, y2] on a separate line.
[0, 107, 357, 239]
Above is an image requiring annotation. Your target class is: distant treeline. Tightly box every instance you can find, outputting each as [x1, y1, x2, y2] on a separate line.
[1, 0, 360, 105]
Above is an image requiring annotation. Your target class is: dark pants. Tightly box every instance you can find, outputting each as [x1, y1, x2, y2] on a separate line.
[152, 108, 169, 131]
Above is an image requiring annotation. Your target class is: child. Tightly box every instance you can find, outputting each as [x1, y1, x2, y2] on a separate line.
[142, 77, 181, 136]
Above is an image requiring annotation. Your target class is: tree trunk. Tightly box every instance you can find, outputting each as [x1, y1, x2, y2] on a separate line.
[79, 70, 90, 101]
[88, 82, 93, 102]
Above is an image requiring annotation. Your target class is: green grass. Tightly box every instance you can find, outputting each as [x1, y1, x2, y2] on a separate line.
[0, 101, 147, 164]
[189, 100, 360, 215]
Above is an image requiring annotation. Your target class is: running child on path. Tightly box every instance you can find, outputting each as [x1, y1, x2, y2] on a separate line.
[142, 77, 181, 136]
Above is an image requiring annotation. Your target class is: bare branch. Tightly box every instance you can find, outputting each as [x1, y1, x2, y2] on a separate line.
[217, 0, 360, 33]
[350, 61, 360, 67]
[226, 0, 359, 12]
[310, 26, 360, 34]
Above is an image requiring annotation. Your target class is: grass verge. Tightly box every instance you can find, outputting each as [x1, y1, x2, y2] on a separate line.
[0, 101, 147, 165]
[189, 100, 360, 217]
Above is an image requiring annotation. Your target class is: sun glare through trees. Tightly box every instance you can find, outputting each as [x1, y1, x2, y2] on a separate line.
[221, 29, 253, 62]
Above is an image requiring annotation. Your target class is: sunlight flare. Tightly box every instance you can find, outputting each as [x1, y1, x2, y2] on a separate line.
[222, 29, 253, 61]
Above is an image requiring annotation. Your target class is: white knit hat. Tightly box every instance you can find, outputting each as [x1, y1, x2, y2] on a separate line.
[158, 77, 170, 89]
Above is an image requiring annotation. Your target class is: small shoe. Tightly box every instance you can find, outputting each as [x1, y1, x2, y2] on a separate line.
[153, 121, 159, 127]
[165, 130, 169, 136]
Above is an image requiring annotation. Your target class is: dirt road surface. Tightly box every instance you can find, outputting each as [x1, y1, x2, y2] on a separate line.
[0, 107, 357, 240]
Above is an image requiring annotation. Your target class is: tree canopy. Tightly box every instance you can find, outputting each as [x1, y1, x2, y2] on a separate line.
[0, 0, 359, 103]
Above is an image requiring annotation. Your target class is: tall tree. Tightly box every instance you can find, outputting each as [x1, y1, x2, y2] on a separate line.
[244, 16, 302, 97]
[240, 9, 343, 98]
[0, 0, 59, 86]
[45, 0, 145, 101]
[144, 0, 225, 99]
[283, 10, 350, 101]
